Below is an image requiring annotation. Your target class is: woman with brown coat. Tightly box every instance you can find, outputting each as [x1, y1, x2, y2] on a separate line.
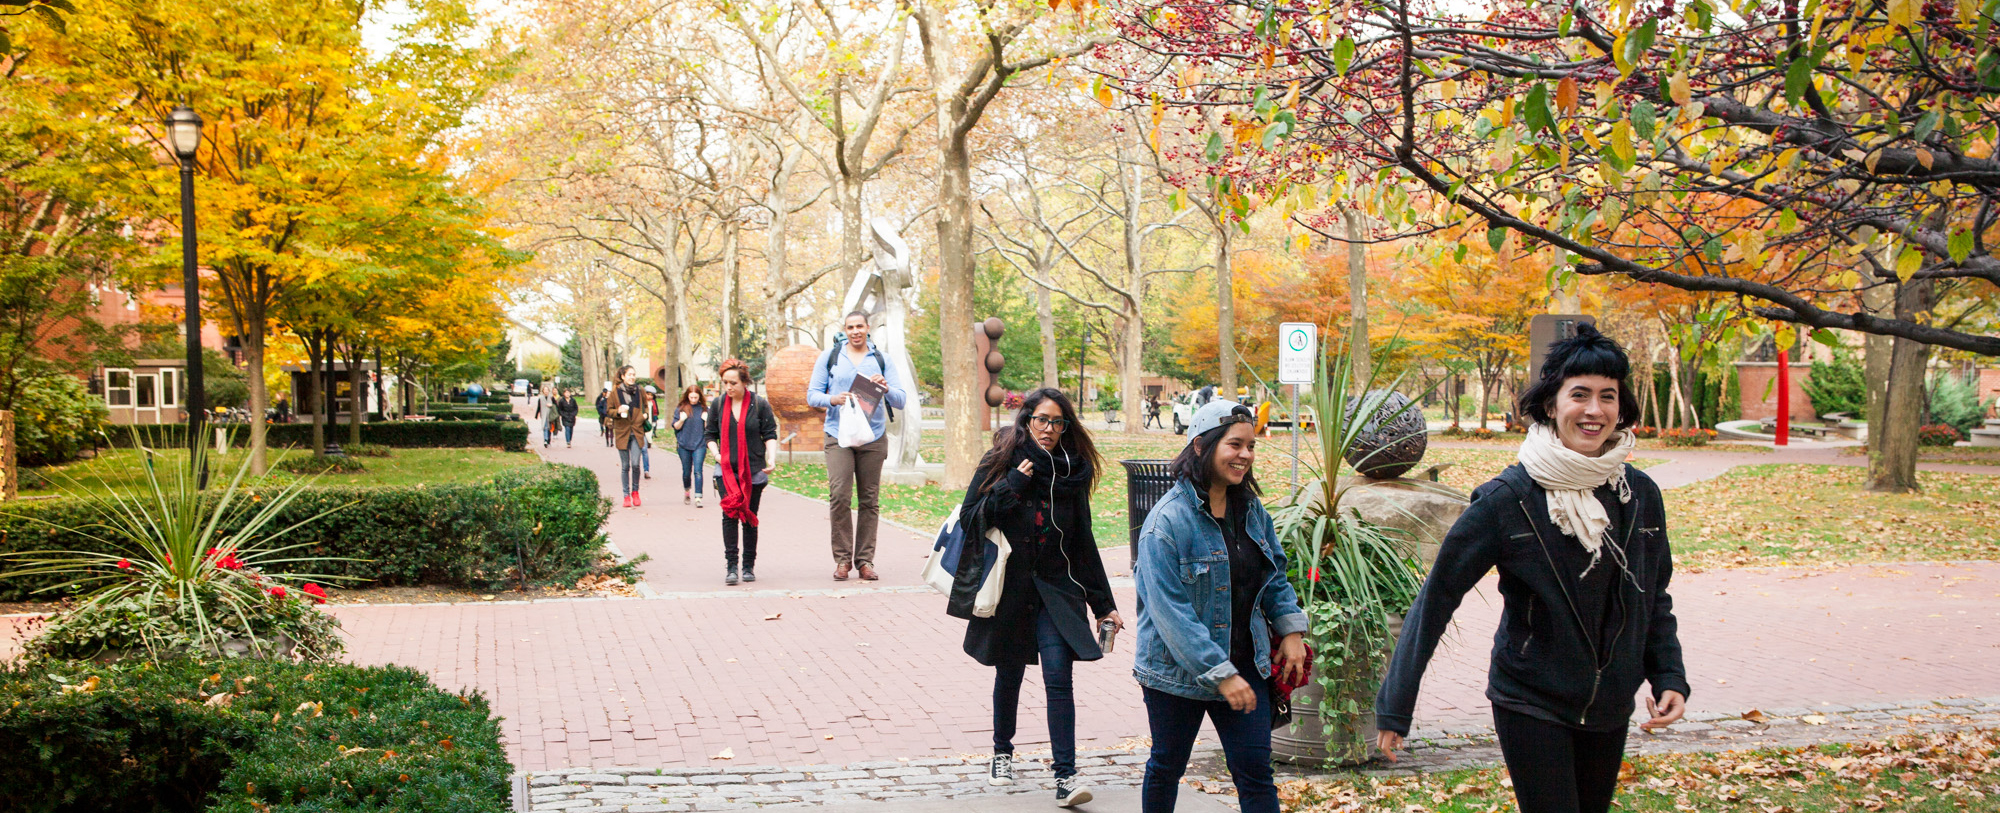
[610, 365, 652, 508]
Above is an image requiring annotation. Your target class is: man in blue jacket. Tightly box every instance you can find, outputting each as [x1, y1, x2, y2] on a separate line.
[807, 310, 910, 581]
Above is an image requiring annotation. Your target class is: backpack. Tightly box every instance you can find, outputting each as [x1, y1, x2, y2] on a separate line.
[824, 346, 897, 422]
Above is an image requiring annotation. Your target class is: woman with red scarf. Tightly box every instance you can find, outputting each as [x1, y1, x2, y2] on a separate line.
[704, 359, 778, 586]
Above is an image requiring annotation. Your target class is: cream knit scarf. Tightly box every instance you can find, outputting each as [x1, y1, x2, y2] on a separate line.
[1518, 422, 1636, 574]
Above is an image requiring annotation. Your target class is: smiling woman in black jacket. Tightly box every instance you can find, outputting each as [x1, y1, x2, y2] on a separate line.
[1375, 325, 1690, 813]
[952, 388, 1121, 808]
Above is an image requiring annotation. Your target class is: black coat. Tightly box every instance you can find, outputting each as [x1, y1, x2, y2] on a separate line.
[703, 394, 777, 473]
[556, 396, 579, 426]
[1376, 464, 1691, 735]
[952, 442, 1117, 667]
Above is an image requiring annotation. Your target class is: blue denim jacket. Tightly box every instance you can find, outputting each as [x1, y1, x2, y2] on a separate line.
[1133, 478, 1310, 701]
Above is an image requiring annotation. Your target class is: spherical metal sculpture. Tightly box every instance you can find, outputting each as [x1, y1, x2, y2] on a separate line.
[1343, 389, 1428, 480]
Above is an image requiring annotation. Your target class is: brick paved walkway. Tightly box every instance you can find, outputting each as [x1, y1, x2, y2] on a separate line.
[6, 408, 1999, 779]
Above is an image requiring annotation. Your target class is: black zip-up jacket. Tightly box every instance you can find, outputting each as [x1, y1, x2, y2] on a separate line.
[1375, 463, 1690, 735]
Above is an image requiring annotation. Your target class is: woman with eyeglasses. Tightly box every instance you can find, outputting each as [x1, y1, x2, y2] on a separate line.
[1131, 400, 1308, 813]
[952, 387, 1121, 808]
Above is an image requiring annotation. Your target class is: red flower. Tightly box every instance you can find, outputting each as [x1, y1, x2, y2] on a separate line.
[116, 559, 132, 570]
[302, 583, 327, 604]
[267, 585, 287, 599]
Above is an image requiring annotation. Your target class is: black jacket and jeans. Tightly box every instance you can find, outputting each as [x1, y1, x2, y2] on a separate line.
[951, 441, 1116, 780]
[704, 394, 777, 569]
[1376, 463, 1689, 813]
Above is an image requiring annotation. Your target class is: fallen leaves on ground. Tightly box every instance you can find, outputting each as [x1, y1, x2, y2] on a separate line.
[1667, 465, 2000, 569]
[1277, 728, 1999, 812]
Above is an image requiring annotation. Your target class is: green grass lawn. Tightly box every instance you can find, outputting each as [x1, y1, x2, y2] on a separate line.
[24, 447, 538, 497]
[781, 435, 1658, 550]
[1664, 464, 2000, 568]
[1279, 728, 1998, 812]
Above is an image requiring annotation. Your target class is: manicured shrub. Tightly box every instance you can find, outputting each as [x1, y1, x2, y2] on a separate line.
[0, 464, 613, 601]
[344, 443, 393, 458]
[109, 420, 527, 453]
[274, 454, 368, 475]
[0, 658, 510, 813]
[10, 374, 111, 467]
[1439, 423, 1464, 437]
[1928, 373, 1992, 437]
[1803, 348, 1867, 421]
[1660, 427, 1715, 447]
[1468, 427, 1496, 440]
[1918, 423, 1963, 447]
[1631, 425, 1660, 439]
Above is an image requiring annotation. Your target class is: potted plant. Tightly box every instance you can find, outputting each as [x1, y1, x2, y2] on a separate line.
[1267, 333, 1447, 765]
[1099, 389, 1122, 423]
[2, 438, 355, 662]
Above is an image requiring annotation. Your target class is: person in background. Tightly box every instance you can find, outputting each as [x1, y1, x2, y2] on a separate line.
[609, 367, 651, 508]
[1132, 401, 1308, 813]
[805, 310, 911, 582]
[953, 388, 1121, 807]
[1374, 324, 1687, 813]
[596, 382, 614, 447]
[640, 384, 659, 480]
[556, 388, 579, 448]
[706, 359, 777, 585]
[672, 384, 708, 507]
[537, 383, 558, 447]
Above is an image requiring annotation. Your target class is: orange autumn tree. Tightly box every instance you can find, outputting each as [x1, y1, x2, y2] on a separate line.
[1392, 228, 1549, 430]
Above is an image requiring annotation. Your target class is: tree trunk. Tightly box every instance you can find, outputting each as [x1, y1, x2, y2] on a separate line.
[764, 148, 803, 356]
[1866, 279, 1934, 493]
[305, 339, 325, 455]
[1346, 209, 1370, 389]
[243, 327, 269, 475]
[1863, 282, 1893, 429]
[1476, 367, 1493, 430]
[722, 220, 739, 362]
[348, 343, 364, 447]
[1215, 225, 1236, 398]
[938, 136, 980, 489]
[841, 176, 867, 272]
[1036, 274, 1057, 387]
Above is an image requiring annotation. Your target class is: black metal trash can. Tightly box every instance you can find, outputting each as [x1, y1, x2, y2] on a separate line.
[1121, 459, 1175, 568]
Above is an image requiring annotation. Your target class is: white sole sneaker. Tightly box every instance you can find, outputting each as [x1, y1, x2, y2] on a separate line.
[1056, 788, 1092, 807]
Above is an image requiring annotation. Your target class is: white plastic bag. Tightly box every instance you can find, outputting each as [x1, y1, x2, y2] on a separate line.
[836, 400, 875, 447]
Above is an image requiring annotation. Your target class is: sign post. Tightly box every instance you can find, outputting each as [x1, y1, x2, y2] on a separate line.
[1278, 323, 1318, 490]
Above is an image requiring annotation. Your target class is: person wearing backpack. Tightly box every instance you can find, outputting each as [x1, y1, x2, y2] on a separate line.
[806, 310, 910, 582]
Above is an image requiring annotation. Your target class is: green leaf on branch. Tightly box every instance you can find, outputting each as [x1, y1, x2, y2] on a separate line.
[1205, 131, 1225, 163]
[1913, 109, 1941, 143]
[1333, 37, 1356, 75]
[1632, 101, 1658, 141]
[1949, 228, 1974, 263]
[1784, 56, 1815, 108]
[1487, 226, 1507, 252]
[1624, 20, 1657, 70]
[1810, 328, 1841, 348]
[1523, 82, 1556, 134]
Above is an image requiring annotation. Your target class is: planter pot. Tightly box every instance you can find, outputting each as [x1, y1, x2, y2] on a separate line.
[1273, 615, 1402, 766]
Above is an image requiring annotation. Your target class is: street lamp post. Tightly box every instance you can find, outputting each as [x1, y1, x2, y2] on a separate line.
[1077, 328, 1090, 408]
[168, 106, 206, 487]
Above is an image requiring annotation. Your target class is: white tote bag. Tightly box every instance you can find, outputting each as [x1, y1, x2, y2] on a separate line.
[921, 504, 1011, 618]
[836, 400, 876, 448]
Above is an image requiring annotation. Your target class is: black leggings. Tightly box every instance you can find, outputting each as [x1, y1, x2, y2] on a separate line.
[718, 478, 765, 569]
[1494, 706, 1629, 813]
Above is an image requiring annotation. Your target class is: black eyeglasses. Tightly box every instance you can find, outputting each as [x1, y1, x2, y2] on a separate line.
[1030, 415, 1070, 431]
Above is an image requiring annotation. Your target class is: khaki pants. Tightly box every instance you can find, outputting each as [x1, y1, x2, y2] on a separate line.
[825, 433, 888, 567]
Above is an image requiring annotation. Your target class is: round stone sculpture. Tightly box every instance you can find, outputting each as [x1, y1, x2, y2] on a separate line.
[763, 344, 828, 452]
[1343, 389, 1428, 480]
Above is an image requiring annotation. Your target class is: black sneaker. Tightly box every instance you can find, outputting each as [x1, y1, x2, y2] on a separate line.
[725, 566, 740, 586]
[742, 568, 756, 583]
[988, 753, 1015, 786]
[1054, 776, 1092, 807]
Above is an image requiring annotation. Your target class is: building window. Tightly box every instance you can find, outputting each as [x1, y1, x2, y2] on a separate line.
[105, 369, 133, 407]
[161, 368, 181, 409]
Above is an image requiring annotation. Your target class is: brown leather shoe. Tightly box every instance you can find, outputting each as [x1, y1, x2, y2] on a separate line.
[834, 563, 851, 581]
[858, 564, 879, 581]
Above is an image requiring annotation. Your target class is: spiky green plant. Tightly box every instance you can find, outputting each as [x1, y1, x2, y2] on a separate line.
[1, 435, 357, 661]
[1263, 328, 1451, 762]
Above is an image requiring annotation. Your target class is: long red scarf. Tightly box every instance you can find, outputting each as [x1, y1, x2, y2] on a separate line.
[718, 393, 758, 527]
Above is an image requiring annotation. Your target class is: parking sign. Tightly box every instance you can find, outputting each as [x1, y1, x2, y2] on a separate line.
[1278, 323, 1317, 385]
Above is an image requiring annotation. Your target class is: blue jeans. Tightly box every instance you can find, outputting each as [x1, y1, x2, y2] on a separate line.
[562, 421, 574, 443]
[993, 609, 1077, 779]
[618, 445, 643, 493]
[678, 446, 706, 493]
[1140, 674, 1277, 813]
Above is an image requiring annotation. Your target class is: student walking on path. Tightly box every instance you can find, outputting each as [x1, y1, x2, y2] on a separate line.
[595, 382, 614, 447]
[707, 359, 777, 586]
[671, 384, 708, 507]
[1131, 400, 1308, 813]
[609, 367, 651, 508]
[806, 310, 911, 582]
[1375, 324, 1690, 813]
[951, 388, 1120, 808]
[555, 388, 579, 447]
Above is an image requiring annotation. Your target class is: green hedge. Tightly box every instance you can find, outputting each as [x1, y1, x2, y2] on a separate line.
[0, 464, 612, 600]
[428, 402, 513, 413]
[106, 420, 527, 452]
[0, 658, 509, 813]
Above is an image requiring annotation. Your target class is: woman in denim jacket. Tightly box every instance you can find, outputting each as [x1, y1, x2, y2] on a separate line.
[1133, 401, 1309, 813]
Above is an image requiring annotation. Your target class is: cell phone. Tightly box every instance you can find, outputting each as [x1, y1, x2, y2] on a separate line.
[1098, 618, 1118, 653]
